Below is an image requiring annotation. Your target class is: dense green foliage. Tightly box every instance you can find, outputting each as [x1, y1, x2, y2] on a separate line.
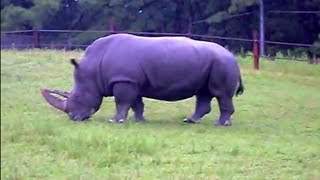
[1, 0, 319, 54]
[1, 50, 320, 178]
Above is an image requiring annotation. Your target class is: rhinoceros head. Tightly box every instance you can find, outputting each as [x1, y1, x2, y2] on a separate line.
[41, 59, 103, 121]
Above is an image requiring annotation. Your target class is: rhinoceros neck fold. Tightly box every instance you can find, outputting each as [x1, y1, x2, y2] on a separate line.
[97, 56, 107, 96]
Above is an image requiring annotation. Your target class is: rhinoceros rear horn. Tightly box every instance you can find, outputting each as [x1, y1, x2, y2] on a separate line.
[41, 88, 67, 112]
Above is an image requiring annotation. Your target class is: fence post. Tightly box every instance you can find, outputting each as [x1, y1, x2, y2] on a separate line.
[188, 16, 192, 34]
[109, 20, 115, 35]
[253, 31, 259, 70]
[33, 29, 40, 48]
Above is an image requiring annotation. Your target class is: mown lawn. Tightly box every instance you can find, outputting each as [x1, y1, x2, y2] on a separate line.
[1, 49, 320, 179]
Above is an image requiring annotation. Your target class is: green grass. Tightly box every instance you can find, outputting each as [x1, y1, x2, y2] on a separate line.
[1, 49, 320, 179]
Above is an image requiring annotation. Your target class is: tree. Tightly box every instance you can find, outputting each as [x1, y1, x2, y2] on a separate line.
[1, 0, 319, 56]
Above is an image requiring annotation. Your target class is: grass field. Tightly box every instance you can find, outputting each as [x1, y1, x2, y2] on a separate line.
[1, 49, 320, 179]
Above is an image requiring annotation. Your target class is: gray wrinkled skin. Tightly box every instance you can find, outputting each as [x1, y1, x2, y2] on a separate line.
[42, 33, 244, 126]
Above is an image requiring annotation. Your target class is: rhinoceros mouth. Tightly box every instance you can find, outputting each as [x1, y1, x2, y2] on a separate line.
[41, 88, 67, 112]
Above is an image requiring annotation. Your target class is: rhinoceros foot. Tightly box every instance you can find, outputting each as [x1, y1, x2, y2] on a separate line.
[130, 115, 146, 123]
[135, 117, 146, 123]
[214, 119, 232, 126]
[108, 119, 126, 123]
[183, 118, 201, 124]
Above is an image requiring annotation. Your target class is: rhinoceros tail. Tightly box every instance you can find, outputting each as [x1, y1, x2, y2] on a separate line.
[235, 76, 244, 96]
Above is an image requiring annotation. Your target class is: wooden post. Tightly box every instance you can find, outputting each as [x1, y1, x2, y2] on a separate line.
[109, 20, 115, 32]
[107, 20, 115, 36]
[188, 16, 192, 34]
[253, 31, 259, 70]
[33, 29, 40, 48]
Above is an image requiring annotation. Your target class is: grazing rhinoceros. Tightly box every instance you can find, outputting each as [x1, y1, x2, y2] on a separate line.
[41, 33, 244, 126]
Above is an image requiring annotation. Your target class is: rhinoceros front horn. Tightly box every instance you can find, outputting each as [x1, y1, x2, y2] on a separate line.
[51, 89, 71, 98]
[40, 88, 67, 112]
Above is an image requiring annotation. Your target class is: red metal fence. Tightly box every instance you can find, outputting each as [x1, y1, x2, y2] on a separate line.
[1, 29, 319, 69]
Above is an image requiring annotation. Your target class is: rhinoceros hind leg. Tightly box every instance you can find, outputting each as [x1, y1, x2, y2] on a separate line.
[131, 96, 146, 122]
[183, 94, 212, 123]
[215, 95, 234, 126]
[111, 82, 139, 123]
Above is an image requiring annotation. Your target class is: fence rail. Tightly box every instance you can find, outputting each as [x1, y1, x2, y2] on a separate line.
[3, 29, 320, 46]
[1, 29, 319, 66]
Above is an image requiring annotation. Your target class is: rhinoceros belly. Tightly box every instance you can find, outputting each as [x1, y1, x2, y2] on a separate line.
[139, 58, 211, 101]
[141, 74, 209, 101]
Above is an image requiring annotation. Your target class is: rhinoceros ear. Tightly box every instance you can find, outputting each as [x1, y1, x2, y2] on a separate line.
[70, 58, 79, 69]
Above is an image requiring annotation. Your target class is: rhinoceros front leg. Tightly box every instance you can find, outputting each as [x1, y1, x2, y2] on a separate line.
[109, 82, 138, 123]
[215, 96, 234, 126]
[183, 94, 212, 123]
[131, 97, 146, 122]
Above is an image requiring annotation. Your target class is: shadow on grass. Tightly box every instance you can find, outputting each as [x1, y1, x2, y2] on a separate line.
[86, 114, 239, 130]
